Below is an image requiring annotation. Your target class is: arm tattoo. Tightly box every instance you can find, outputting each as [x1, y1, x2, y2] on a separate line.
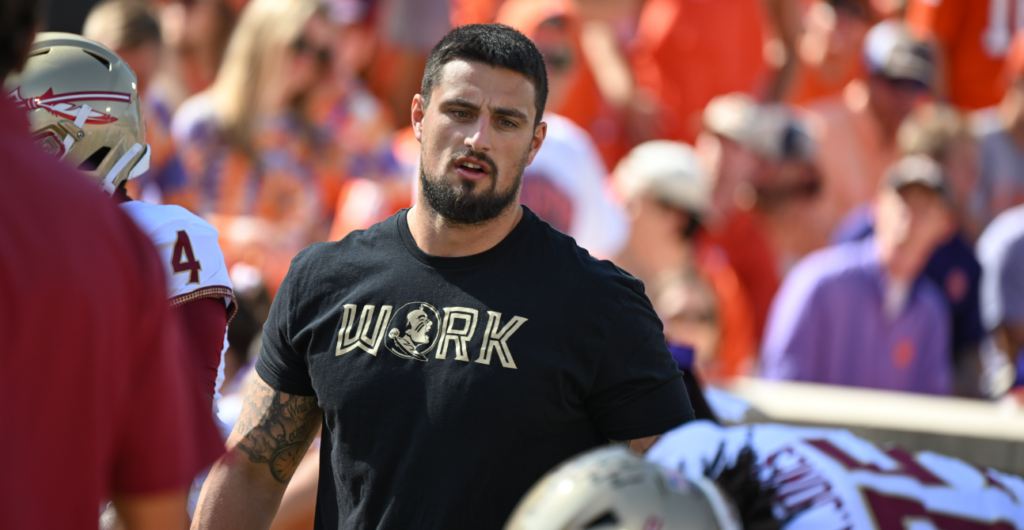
[232, 377, 322, 484]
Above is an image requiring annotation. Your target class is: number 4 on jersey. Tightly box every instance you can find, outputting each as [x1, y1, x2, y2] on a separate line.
[172, 230, 202, 284]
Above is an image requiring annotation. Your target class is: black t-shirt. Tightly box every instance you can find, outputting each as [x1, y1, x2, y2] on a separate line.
[256, 207, 694, 530]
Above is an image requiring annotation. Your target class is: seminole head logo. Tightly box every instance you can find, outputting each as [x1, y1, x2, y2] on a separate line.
[386, 302, 440, 361]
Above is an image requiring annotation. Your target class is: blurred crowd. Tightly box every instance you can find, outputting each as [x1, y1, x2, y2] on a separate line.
[63, 0, 1024, 400]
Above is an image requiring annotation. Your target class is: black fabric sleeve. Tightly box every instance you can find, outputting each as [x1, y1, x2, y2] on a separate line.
[681, 369, 719, 423]
[255, 253, 317, 396]
[584, 273, 695, 440]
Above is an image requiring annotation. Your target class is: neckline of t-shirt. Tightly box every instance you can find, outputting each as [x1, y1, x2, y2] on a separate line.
[396, 206, 535, 269]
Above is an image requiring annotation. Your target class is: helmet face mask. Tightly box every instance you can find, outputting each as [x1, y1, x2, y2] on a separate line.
[4, 32, 150, 194]
[32, 128, 68, 158]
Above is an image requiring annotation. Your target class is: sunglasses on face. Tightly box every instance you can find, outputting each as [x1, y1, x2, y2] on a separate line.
[292, 36, 332, 65]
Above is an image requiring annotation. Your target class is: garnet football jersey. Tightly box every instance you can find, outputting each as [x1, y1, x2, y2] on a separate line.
[120, 201, 236, 398]
[649, 421, 1024, 529]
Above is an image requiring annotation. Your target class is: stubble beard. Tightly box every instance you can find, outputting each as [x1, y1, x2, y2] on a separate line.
[420, 148, 529, 226]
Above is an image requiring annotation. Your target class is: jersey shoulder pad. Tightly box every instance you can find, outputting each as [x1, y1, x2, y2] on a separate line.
[120, 202, 233, 301]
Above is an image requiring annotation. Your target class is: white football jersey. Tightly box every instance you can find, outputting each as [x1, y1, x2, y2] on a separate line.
[120, 201, 235, 398]
[648, 421, 1024, 530]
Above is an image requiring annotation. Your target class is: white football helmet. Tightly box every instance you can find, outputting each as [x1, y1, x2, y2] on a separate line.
[4, 32, 150, 194]
[505, 446, 742, 530]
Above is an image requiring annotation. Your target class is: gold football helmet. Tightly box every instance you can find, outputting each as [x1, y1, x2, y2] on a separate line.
[4, 32, 149, 194]
[505, 446, 742, 530]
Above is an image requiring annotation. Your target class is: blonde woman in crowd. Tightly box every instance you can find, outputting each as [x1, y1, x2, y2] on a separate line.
[172, 0, 340, 293]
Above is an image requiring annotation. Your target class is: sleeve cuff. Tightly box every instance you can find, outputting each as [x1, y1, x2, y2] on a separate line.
[595, 375, 696, 441]
[254, 355, 316, 396]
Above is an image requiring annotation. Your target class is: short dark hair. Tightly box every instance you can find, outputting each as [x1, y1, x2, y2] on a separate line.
[0, 0, 44, 79]
[420, 23, 548, 126]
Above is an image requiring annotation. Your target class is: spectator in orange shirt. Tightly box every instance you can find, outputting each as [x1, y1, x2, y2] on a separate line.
[906, 0, 1017, 110]
[742, 102, 830, 271]
[547, 1, 639, 168]
[629, 0, 770, 144]
[695, 93, 783, 340]
[613, 141, 758, 382]
[789, 0, 874, 106]
[805, 19, 935, 234]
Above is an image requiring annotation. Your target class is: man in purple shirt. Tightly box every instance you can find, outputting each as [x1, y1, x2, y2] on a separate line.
[977, 204, 1024, 391]
[761, 155, 956, 394]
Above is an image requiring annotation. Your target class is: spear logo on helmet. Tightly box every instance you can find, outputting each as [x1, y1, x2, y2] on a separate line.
[6, 87, 130, 124]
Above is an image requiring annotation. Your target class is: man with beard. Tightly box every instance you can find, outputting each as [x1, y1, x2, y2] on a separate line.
[192, 24, 694, 530]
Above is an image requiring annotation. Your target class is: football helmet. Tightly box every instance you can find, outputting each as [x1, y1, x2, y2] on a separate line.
[505, 446, 742, 530]
[4, 32, 149, 194]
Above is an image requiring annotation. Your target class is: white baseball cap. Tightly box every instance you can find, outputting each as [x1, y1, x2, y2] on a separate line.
[613, 140, 711, 216]
[702, 92, 760, 146]
[703, 94, 815, 162]
[863, 19, 935, 89]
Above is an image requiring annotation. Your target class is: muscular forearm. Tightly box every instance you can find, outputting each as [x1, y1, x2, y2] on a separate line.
[192, 374, 322, 529]
[191, 449, 287, 530]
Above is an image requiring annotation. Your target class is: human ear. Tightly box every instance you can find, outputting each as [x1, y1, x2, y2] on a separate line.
[524, 121, 548, 166]
[412, 94, 426, 142]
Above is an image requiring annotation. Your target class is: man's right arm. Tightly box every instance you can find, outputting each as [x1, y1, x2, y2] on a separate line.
[191, 374, 322, 530]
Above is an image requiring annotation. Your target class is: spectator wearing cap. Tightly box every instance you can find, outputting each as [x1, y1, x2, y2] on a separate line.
[806, 19, 935, 235]
[975, 32, 1024, 228]
[696, 93, 782, 340]
[613, 141, 757, 383]
[762, 155, 955, 394]
[743, 103, 831, 271]
[832, 104, 986, 396]
[977, 204, 1024, 397]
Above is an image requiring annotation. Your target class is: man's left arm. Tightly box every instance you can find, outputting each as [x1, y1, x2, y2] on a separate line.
[586, 277, 696, 450]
